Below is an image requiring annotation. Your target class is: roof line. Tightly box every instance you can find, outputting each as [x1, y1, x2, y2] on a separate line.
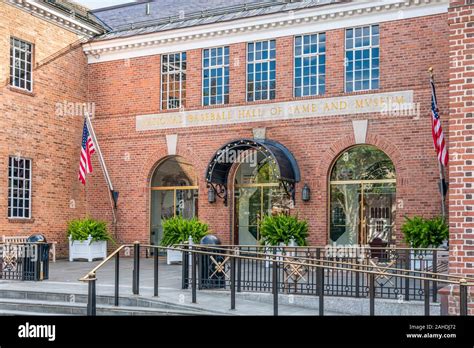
[91, 0, 150, 13]
[104, 0, 337, 35]
[38, 0, 105, 30]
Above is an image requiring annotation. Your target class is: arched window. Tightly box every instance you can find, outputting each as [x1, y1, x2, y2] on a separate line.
[329, 145, 396, 245]
[150, 156, 198, 248]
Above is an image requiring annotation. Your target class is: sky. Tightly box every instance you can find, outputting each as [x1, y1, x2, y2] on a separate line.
[73, 0, 134, 10]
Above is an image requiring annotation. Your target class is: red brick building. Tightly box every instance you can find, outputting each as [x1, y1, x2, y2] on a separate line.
[1, 0, 472, 288]
[84, 0, 451, 251]
[444, 0, 474, 314]
[0, 0, 103, 255]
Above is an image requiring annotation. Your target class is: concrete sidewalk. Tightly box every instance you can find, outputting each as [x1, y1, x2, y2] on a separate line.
[0, 258, 437, 315]
[0, 259, 330, 315]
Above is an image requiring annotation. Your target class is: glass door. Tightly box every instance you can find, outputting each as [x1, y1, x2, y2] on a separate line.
[235, 184, 289, 245]
[236, 186, 262, 245]
[151, 188, 198, 254]
[151, 190, 174, 248]
[362, 183, 396, 244]
[233, 156, 291, 245]
[329, 184, 361, 245]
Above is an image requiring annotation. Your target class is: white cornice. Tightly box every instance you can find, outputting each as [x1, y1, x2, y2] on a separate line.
[83, 0, 449, 64]
[7, 0, 103, 36]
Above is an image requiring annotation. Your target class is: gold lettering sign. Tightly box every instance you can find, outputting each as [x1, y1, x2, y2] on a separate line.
[136, 90, 413, 131]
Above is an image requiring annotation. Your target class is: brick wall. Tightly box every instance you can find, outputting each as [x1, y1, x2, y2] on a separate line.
[0, 3, 89, 256]
[445, 0, 474, 315]
[86, 13, 450, 248]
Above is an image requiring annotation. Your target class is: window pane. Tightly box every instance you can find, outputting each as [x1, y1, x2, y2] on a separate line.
[345, 25, 379, 92]
[10, 38, 33, 91]
[293, 33, 326, 97]
[162, 52, 187, 109]
[202, 46, 230, 106]
[247, 40, 276, 101]
[8, 156, 32, 218]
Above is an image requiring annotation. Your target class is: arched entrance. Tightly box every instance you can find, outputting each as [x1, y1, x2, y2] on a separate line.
[150, 156, 198, 249]
[205, 139, 300, 245]
[329, 145, 396, 245]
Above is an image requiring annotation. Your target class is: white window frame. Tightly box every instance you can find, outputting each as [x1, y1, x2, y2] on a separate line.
[10, 37, 33, 92]
[161, 52, 186, 110]
[293, 32, 326, 98]
[246, 39, 276, 102]
[8, 156, 32, 219]
[202, 46, 230, 106]
[344, 24, 380, 93]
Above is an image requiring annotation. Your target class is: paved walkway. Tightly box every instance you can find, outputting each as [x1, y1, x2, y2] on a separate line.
[0, 258, 334, 315]
[0, 258, 437, 315]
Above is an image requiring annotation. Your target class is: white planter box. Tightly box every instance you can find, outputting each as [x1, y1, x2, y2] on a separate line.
[69, 235, 107, 262]
[410, 250, 433, 271]
[265, 239, 297, 268]
[167, 237, 194, 265]
[167, 249, 182, 265]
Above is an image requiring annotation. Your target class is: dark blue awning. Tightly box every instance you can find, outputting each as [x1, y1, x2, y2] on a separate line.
[205, 138, 300, 185]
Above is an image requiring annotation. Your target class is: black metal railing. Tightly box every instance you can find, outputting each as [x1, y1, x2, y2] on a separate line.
[0, 242, 50, 281]
[182, 245, 448, 302]
[80, 242, 471, 317]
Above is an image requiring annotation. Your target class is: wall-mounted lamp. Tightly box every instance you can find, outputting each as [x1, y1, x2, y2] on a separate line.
[208, 186, 216, 203]
[302, 184, 311, 202]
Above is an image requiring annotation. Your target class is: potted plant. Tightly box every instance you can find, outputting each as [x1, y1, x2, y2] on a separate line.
[401, 216, 448, 270]
[259, 214, 309, 267]
[160, 216, 209, 265]
[67, 217, 113, 262]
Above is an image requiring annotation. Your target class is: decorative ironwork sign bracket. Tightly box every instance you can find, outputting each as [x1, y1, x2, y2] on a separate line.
[280, 180, 296, 204]
[208, 182, 228, 206]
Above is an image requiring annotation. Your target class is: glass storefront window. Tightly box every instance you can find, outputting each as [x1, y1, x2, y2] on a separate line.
[330, 145, 395, 181]
[329, 145, 396, 245]
[151, 156, 197, 187]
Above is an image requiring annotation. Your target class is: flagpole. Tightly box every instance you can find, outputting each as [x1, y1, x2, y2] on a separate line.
[84, 112, 118, 224]
[429, 67, 447, 221]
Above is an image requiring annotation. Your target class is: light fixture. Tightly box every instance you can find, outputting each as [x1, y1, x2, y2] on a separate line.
[208, 186, 216, 203]
[302, 184, 311, 202]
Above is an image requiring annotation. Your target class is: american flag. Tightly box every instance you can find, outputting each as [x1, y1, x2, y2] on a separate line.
[78, 119, 96, 185]
[430, 78, 448, 167]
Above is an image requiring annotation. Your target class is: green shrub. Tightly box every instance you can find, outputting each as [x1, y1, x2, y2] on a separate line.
[160, 216, 209, 246]
[401, 216, 448, 248]
[67, 217, 113, 244]
[259, 214, 309, 246]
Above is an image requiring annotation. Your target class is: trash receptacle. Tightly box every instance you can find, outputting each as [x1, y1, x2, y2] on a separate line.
[23, 234, 50, 281]
[199, 235, 226, 289]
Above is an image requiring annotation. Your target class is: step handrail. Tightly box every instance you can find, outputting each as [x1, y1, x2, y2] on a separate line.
[78, 243, 471, 317]
[78, 243, 473, 285]
[175, 244, 472, 283]
[79, 244, 131, 281]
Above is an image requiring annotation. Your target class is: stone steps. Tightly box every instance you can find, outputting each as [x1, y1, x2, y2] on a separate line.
[0, 298, 204, 316]
[0, 309, 69, 316]
[0, 289, 208, 316]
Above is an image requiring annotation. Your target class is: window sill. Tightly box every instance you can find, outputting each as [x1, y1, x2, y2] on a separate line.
[7, 85, 35, 97]
[8, 218, 35, 224]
